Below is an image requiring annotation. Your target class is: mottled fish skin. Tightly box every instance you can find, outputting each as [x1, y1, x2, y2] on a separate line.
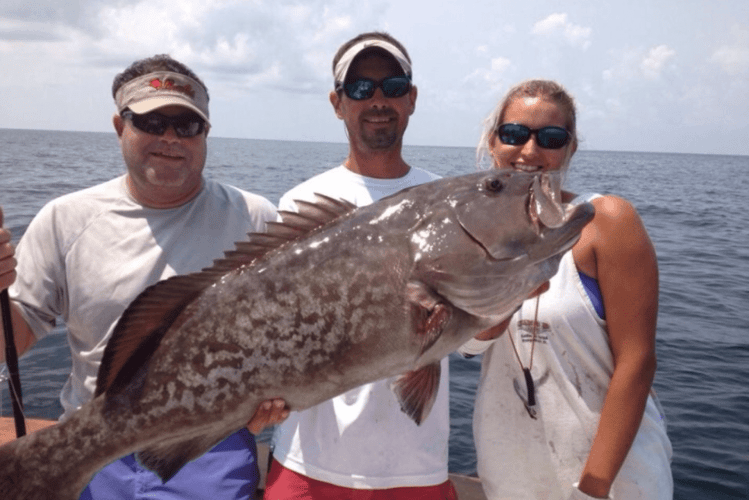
[0, 170, 594, 500]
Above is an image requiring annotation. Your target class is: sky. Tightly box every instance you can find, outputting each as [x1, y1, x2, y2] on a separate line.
[1, 0, 748, 156]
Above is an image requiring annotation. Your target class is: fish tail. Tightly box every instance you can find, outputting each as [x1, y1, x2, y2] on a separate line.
[0, 432, 81, 500]
[0, 400, 110, 499]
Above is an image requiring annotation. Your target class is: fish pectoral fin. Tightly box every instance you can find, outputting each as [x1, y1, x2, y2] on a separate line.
[406, 281, 451, 355]
[390, 362, 441, 426]
[136, 433, 226, 483]
[95, 273, 212, 397]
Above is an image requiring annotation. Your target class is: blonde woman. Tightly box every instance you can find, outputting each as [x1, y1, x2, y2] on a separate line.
[464, 80, 673, 499]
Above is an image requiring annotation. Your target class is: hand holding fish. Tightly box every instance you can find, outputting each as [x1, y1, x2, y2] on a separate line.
[246, 398, 290, 435]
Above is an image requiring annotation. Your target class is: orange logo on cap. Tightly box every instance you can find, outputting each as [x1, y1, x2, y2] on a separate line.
[149, 78, 195, 98]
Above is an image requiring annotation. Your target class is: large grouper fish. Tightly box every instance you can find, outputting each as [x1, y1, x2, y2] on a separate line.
[0, 170, 593, 499]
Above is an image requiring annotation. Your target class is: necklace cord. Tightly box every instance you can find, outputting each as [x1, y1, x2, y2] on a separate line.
[507, 295, 541, 419]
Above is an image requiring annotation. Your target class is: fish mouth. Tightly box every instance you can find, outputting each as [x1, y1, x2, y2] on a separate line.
[460, 187, 593, 264]
[451, 171, 593, 263]
[536, 200, 595, 258]
[526, 173, 594, 259]
[527, 174, 565, 232]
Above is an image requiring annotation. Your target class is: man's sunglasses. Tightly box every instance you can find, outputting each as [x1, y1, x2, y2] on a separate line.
[337, 75, 412, 101]
[497, 123, 571, 150]
[121, 109, 206, 138]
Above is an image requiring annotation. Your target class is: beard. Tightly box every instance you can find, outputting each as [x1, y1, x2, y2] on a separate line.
[358, 109, 403, 150]
[362, 128, 399, 150]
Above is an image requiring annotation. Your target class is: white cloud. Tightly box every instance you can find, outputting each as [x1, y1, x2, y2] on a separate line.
[1, 0, 748, 155]
[603, 45, 676, 82]
[531, 13, 592, 50]
[711, 25, 749, 75]
[2, 0, 391, 90]
[463, 56, 512, 90]
[641, 44, 677, 79]
[712, 45, 749, 74]
[532, 13, 567, 34]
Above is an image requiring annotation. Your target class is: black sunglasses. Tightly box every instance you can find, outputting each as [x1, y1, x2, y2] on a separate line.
[121, 109, 206, 138]
[497, 123, 571, 150]
[337, 75, 412, 101]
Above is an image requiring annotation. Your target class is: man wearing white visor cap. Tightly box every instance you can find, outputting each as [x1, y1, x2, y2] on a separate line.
[0, 54, 288, 499]
[266, 32, 459, 499]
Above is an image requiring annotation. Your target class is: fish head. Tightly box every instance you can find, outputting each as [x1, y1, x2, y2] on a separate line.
[412, 170, 594, 319]
[452, 170, 592, 260]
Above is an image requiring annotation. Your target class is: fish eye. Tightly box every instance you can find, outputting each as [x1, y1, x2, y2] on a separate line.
[484, 177, 504, 193]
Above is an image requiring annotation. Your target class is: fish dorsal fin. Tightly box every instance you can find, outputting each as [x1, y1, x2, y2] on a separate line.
[210, 194, 354, 270]
[278, 194, 356, 231]
[95, 194, 356, 398]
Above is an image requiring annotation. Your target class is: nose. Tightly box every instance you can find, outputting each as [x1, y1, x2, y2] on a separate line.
[519, 133, 542, 158]
[160, 124, 181, 142]
[368, 87, 390, 109]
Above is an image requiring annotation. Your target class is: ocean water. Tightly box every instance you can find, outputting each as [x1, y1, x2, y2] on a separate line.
[1, 129, 748, 499]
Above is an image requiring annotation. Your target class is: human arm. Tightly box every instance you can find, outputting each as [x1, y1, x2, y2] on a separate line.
[575, 196, 658, 498]
[0, 207, 37, 361]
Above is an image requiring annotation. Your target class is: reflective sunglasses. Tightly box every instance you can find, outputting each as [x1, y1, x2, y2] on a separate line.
[121, 109, 206, 138]
[497, 123, 571, 150]
[337, 75, 412, 100]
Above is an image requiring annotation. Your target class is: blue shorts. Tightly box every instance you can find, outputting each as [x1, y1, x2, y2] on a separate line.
[79, 429, 259, 499]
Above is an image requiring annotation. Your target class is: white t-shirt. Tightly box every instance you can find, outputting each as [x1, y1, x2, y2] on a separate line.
[11, 175, 277, 421]
[271, 165, 451, 489]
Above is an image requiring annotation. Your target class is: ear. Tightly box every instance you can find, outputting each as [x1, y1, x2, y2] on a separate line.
[330, 90, 343, 120]
[113, 113, 125, 137]
[407, 85, 417, 116]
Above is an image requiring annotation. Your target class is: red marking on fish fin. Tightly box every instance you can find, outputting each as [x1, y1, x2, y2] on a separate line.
[406, 282, 451, 355]
[95, 273, 217, 397]
[137, 431, 228, 482]
[390, 362, 441, 425]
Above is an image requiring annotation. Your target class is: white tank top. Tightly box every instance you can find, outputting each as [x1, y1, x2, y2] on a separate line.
[473, 246, 673, 499]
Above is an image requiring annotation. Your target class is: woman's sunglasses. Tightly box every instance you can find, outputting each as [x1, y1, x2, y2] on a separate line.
[121, 109, 206, 138]
[337, 75, 412, 101]
[497, 123, 571, 150]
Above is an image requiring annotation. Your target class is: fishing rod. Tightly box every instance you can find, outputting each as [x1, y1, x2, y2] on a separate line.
[2, 284, 26, 438]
